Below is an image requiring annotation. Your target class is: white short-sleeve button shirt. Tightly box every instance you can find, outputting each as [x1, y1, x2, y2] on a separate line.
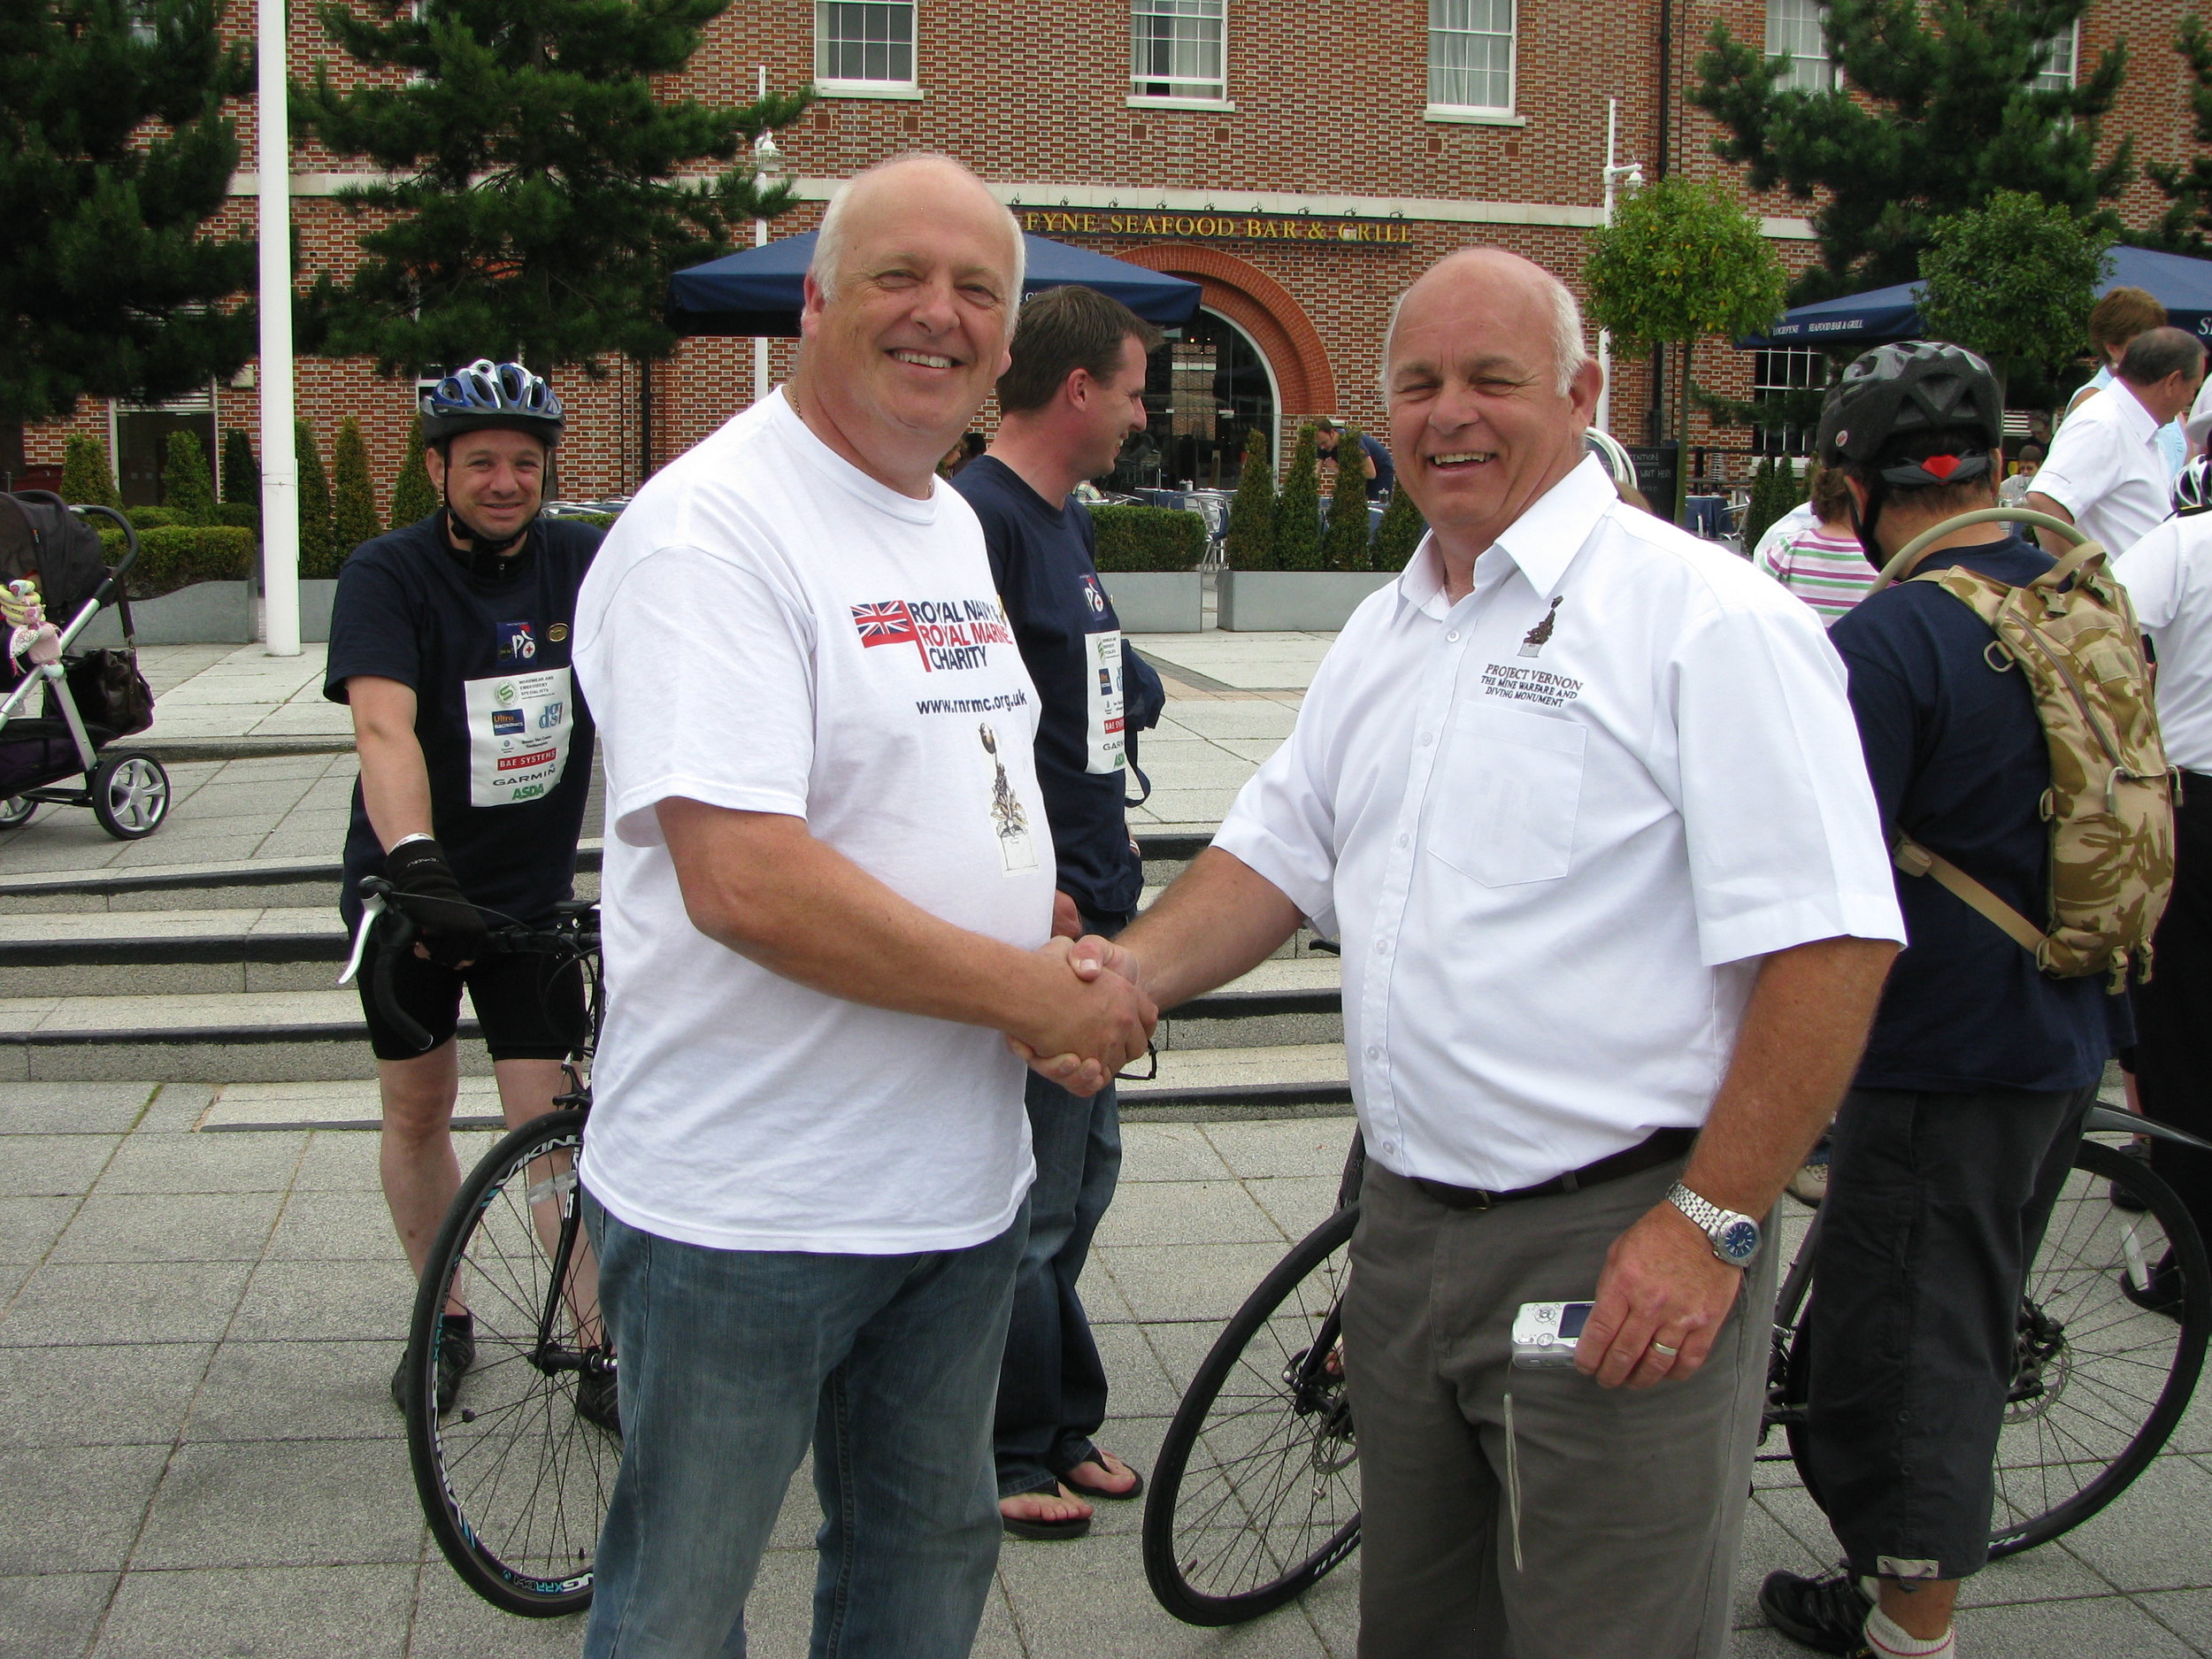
[1213, 457, 1903, 1192]
[2115, 511, 2212, 773]
[2039, 382, 2173, 557]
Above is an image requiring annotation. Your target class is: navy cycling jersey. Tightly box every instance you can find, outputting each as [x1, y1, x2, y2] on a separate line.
[325, 513, 603, 930]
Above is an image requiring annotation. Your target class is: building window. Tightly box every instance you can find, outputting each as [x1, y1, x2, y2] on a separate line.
[1428, 0, 1516, 113]
[1753, 349, 1824, 457]
[2033, 21, 2078, 91]
[1131, 0, 1225, 103]
[817, 2, 917, 89]
[1765, 0, 1834, 92]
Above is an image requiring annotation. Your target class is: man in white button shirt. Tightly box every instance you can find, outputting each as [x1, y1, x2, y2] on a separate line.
[1056, 249, 1904, 1657]
[2113, 470, 2212, 1309]
[2028, 326, 2205, 556]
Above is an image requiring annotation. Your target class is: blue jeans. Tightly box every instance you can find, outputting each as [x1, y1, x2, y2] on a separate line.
[581, 1196, 1025, 1659]
[994, 1067, 1122, 1496]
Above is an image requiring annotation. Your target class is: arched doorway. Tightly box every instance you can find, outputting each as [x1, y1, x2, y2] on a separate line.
[1114, 308, 1277, 492]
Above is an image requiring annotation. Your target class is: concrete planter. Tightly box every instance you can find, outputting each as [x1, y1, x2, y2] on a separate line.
[79, 580, 255, 648]
[297, 580, 340, 644]
[1101, 571, 1203, 634]
[1217, 570, 1395, 632]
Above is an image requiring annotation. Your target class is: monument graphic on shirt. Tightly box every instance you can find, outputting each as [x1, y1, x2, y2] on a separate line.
[979, 722, 1040, 874]
[1519, 595, 1565, 657]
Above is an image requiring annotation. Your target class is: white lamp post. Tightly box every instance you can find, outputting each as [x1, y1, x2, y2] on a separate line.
[257, 0, 302, 656]
[1596, 97, 1644, 438]
[751, 67, 784, 406]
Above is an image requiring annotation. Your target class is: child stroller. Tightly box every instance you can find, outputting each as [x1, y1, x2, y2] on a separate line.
[0, 492, 168, 840]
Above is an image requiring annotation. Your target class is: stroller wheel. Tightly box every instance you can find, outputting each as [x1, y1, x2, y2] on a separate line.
[89, 751, 169, 840]
[0, 796, 35, 831]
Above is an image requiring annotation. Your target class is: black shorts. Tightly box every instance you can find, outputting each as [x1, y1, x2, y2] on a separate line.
[357, 933, 588, 1064]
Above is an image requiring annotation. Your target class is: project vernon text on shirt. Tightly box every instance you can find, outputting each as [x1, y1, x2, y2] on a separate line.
[1479, 663, 1585, 707]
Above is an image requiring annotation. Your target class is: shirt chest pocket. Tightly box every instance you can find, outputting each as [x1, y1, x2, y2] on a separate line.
[1424, 703, 1586, 887]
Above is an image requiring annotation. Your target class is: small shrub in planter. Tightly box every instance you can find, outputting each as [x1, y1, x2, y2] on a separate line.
[1372, 488, 1426, 572]
[333, 417, 380, 557]
[390, 414, 438, 527]
[296, 419, 337, 579]
[221, 428, 259, 505]
[96, 526, 257, 598]
[1087, 504, 1206, 572]
[62, 434, 120, 508]
[164, 432, 217, 525]
[564, 511, 622, 533]
[1225, 426, 1277, 570]
[126, 506, 188, 531]
[213, 502, 260, 534]
[1323, 424, 1374, 572]
[1273, 424, 1323, 571]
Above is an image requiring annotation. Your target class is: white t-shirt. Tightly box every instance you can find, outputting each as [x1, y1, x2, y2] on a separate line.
[2115, 511, 2212, 773]
[2037, 380, 2172, 557]
[571, 391, 1054, 1254]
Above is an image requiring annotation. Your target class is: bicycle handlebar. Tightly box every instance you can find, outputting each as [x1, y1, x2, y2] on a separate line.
[353, 876, 600, 1057]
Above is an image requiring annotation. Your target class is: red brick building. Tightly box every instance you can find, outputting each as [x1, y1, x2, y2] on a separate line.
[22, 0, 2204, 511]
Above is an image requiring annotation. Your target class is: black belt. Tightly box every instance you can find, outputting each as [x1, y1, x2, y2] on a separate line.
[1411, 1127, 1697, 1211]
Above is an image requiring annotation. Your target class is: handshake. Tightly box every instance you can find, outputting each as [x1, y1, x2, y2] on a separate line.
[1007, 932, 1154, 1097]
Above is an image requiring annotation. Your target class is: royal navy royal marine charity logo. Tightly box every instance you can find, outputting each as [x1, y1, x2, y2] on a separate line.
[850, 596, 1016, 673]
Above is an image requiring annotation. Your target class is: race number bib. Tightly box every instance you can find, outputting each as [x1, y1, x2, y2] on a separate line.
[1085, 628, 1126, 776]
[465, 666, 573, 807]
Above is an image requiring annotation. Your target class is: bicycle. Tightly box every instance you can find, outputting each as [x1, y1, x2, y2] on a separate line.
[358, 879, 615, 1618]
[1140, 1103, 2212, 1628]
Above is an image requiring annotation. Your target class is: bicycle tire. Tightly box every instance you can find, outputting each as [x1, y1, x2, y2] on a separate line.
[1142, 1202, 1362, 1627]
[1783, 1136, 2210, 1558]
[403, 1109, 617, 1617]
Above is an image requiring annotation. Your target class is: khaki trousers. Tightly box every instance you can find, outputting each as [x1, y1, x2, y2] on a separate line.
[1343, 1156, 1776, 1659]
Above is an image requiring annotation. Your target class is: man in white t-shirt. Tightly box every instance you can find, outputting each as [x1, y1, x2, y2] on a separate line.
[570, 154, 1156, 1659]
[1051, 249, 1904, 1656]
[2029, 326, 2205, 556]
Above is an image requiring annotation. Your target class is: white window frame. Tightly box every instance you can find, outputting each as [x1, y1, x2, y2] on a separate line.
[1425, 0, 1518, 122]
[2033, 20, 2078, 92]
[815, 0, 922, 99]
[1129, 0, 1230, 111]
[1766, 0, 1836, 93]
[1751, 348, 1824, 457]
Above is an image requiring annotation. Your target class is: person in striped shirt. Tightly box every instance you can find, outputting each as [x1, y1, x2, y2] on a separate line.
[1758, 463, 1872, 625]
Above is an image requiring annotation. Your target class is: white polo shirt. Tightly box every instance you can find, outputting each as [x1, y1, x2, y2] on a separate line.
[2038, 380, 2173, 556]
[1213, 457, 1903, 1193]
[2115, 511, 2212, 773]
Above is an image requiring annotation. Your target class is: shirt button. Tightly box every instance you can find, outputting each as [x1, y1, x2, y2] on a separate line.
[1447, 629, 1460, 642]
[1419, 732, 1434, 746]
[1396, 833, 1409, 849]
[1375, 939, 1386, 953]
[1365, 1045, 1380, 1060]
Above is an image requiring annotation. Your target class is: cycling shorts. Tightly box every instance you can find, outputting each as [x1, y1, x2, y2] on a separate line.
[357, 933, 588, 1064]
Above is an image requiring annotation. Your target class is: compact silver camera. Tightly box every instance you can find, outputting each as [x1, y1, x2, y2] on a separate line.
[1510, 1300, 1594, 1370]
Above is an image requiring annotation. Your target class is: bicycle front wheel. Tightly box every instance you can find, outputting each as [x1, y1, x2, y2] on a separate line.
[403, 1109, 617, 1617]
[1142, 1203, 1361, 1627]
[1785, 1136, 2210, 1557]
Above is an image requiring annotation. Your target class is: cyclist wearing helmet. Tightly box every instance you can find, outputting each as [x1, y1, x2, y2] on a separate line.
[1761, 342, 2131, 1659]
[322, 359, 608, 1424]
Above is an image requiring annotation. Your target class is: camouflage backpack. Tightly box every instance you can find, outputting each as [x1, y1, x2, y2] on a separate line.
[1872, 507, 2177, 988]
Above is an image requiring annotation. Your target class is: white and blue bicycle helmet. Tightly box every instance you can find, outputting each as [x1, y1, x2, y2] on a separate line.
[2174, 452, 2212, 517]
[420, 359, 565, 447]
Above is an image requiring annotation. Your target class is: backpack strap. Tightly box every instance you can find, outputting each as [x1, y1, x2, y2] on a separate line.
[1892, 833, 2047, 955]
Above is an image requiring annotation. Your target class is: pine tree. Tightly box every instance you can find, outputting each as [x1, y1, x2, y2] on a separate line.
[390, 415, 439, 529]
[2148, 15, 2212, 250]
[1372, 485, 1426, 572]
[1322, 426, 1375, 572]
[163, 432, 216, 525]
[221, 429, 258, 506]
[1273, 426, 1324, 572]
[0, 0, 255, 427]
[1224, 426, 1278, 570]
[332, 419, 380, 557]
[1694, 0, 2131, 305]
[296, 419, 337, 580]
[294, 0, 811, 374]
[61, 434, 120, 509]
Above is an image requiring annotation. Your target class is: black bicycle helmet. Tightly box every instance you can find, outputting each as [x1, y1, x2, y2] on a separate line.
[420, 359, 565, 447]
[2176, 452, 2212, 516]
[1816, 342, 2002, 549]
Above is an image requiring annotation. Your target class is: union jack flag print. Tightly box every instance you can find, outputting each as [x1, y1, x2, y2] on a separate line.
[851, 599, 930, 670]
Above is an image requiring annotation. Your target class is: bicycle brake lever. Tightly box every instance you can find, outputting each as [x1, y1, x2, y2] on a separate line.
[338, 892, 386, 987]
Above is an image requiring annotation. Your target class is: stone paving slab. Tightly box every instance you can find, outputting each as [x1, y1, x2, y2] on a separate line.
[0, 1084, 2206, 1657]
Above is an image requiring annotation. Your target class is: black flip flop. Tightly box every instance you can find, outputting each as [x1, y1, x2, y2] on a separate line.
[1001, 1480, 1091, 1541]
[1056, 1453, 1143, 1502]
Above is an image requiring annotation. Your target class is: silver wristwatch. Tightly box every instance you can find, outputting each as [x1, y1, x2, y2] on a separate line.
[1666, 1182, 1763, 1267]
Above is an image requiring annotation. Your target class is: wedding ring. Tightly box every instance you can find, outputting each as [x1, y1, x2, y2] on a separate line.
[1649, 1340, 1680, 1359]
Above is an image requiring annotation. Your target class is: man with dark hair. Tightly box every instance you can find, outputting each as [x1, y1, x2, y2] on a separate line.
[2031, 325, 2205, 555]
[1315, 414, 1395, 500]
[1762, 342, 2134, 1659]
[953, 281, 1169, 1540]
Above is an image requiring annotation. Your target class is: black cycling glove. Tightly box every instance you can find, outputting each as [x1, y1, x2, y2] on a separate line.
[384, 837, 489, 967]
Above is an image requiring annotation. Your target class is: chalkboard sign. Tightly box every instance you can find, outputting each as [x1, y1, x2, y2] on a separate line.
[1625, 442, 1678, 518]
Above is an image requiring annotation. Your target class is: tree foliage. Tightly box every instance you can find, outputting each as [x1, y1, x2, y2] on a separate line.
[0, 0, 256, 424]
[221, 429, 259, 506]
[1584, 177, 1789, 357]
[1372, 482, 1426, 572]
[1323, 428, 1374, 571]
[1740, 456, 1802, 551]
[332, 418, 380, 556]
[163, 432, 216, 525]
[295, 0, 811, 374]
[2147, 14, 2212, 252]
[1273, 425, 1323, 572]
[61, 434, 120, 510]
[390, 414, 440, 528]
[296, 419, 337, 580]
[1918, 189, 2108, 396]
[1694, 0, 2131, 306]
[1224, 426, 1278, 570]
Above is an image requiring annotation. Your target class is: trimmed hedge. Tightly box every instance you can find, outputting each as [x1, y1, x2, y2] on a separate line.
[212, 502, 259, 534]
[565, 511, 621, 533]
[1089, 504, 1206, 572]
[96, 526, 257, 598]
[126, 506, 188, 531]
